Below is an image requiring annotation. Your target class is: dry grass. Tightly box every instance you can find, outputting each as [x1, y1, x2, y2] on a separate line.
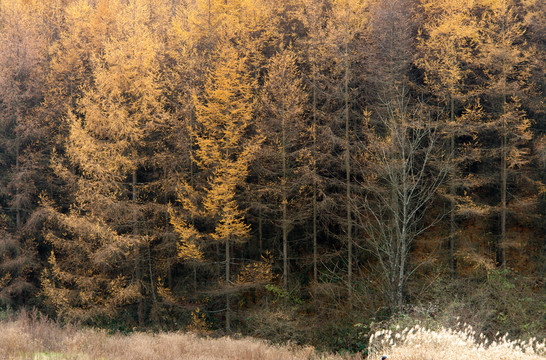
[3, 311, 544, 360]
[0, 310, 355, 360]
[368, 324, 546, 360]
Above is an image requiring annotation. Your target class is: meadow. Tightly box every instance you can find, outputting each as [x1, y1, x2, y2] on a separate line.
[1, 310, 544, 360]
[0, 310, 354, 360]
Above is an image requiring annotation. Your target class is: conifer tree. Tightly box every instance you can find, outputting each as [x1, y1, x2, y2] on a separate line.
[258, 48, 307, 290]
[298, 0, 347, 303]
[0, 0, 48, 305]
[42, 0, 170, 324]
[0, 0, 48, 232]
[416, 0, 481, 275]
[326, 0, 367, 309]
[172, 45, 258, 331]
[0, 214, 34, 306]
[300, 0, 326, 291]
[478, 0, 535, 269]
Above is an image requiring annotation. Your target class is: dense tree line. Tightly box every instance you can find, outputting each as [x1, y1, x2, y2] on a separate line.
[0, 0, 544, 345]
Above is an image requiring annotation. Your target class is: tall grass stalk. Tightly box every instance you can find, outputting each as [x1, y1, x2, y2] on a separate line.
[369, 323, 546, 360]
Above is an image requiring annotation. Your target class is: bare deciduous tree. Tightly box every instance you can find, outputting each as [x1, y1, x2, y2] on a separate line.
[357, 94, 447, 310]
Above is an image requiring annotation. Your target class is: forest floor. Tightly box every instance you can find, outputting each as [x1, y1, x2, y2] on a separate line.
[1, 310, 544, 360]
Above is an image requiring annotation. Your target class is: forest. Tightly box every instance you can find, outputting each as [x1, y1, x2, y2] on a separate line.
[0, 0, 544, 353]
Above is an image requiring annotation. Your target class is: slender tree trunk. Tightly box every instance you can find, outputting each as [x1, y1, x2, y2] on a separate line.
[312, 65, 318, 288]
[499, 41, 507, 269]
[498, 17, 509, 270]
[500, 95, 507, 269]
[189, 89, 199, 294]
[148, 244, 158, 323]
[15, 111, 20, 230]
[344, 4, 352, 309]
[14, 47, 21, 230]
[449, 95, 457, 276]
[133, 170, 144, 326]
[163, 165, 173, 289]
[282, 109, 288, 290]
[193, 265, 197, 291]
[225, 236, 231, 331]
[258, 208, 263, 253]
[168, 265, 173, 290]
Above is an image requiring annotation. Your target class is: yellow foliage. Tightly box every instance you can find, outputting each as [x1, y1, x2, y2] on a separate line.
[178, 239, 204, 262]
[179, 44, 258, 245]
[40, 0, 169, 320]
[236, 251, 275, 284]
[212, 201, 251, 243]
[169, 206, 204, 262]
[186, 307, 211, 335]
[40, 271, 71, 316]
[0, 273, 11, 288]
[417, 0, 480, 98]
[156, 277, 177, 304]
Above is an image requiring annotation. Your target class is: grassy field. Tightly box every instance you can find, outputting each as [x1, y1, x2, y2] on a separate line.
[1, 311, 545, 359]
[0, 310, 355, 360]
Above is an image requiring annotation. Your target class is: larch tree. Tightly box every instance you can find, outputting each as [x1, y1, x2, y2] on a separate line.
[42, 0, 170, 324]
[298, 0, 333, 295]
[166, 0, 271, 302]
[415, 0, 481, 276]
[160, 2, 201, 293]
[171, 45, 258, 331]
[0, 0, 48, 305]
[522, 0, 546, 277]
[258, 48, 307, 290]
[0, 0, 48, 231]
[326, 0, 368, 310]
[478, 0, 535, 269]
[243, 0, 306, 264]
[44, 0, 120, 132]
[176, 0, 249, 65]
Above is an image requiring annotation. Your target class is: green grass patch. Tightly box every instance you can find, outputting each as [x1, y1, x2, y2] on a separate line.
[30, 352, 95, 360]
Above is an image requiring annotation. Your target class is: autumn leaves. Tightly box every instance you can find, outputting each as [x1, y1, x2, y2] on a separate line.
[0, 0, 543, 331]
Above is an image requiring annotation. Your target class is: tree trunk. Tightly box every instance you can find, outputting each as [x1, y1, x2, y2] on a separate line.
[15, 111, 20, 230]
[225, 236, 231, 331]
[500, 49, 507, 269]
[312, 101, 318, 289]
[258, 208, 263, 253]
[344, 2, 352, 310]
[148, 244, 159, 323]
[282, 108, 288, 290]
[499, 17, 509, 270]
[449, 95, 457, 276]
[133, 170, 144, 326]
[500, 99, 507, 269]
